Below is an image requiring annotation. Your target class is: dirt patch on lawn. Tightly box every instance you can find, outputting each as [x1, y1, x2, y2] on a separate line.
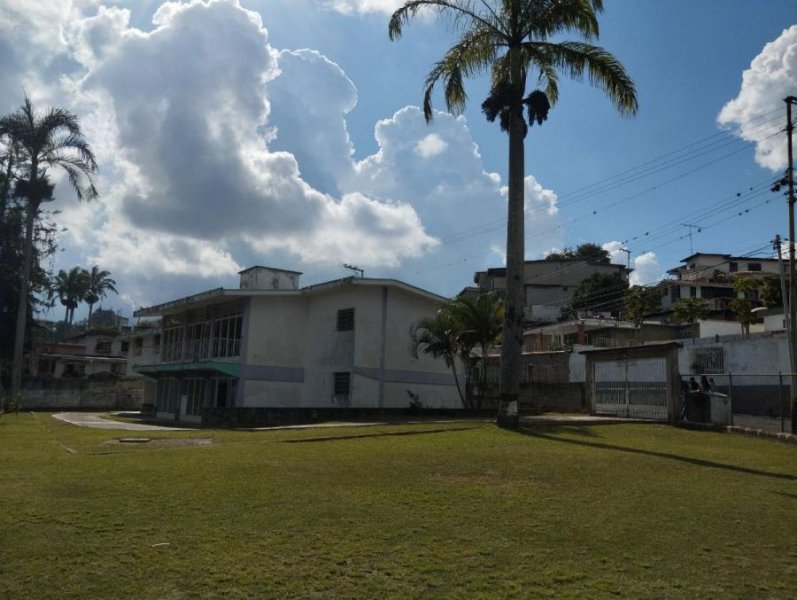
[102, 437, 213, 447]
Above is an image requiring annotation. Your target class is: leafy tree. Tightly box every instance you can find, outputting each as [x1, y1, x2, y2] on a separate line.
[624, 285, 661, 327]
[545, 243, 610, 264]
[569, 272, 629, 316]
[390, 0, 637, 426]
[52, 267, 90, 329]
[672, 297, 709, 325]
[84, 266, 118, 325]
[1, 97, 98, 396]
[760, 274, 783, 309]
[731, 277, 758, 338]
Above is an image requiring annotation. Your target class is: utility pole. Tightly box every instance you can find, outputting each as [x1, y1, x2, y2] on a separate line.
[785, 96, 797, 433]
[775, 235, 794, 425]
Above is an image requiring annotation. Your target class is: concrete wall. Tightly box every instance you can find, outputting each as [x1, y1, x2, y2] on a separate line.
[519, 383, 585, 413]
[22, 378, 144, 410]
[241, 295, 307, 407]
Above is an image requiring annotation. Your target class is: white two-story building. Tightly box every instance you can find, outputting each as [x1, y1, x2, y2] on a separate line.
[133, 267, 460, 423]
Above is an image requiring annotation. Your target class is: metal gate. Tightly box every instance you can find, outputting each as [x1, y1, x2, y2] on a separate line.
[593, 357, 669, 420]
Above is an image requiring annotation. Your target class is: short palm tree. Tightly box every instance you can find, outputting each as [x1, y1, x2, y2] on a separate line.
[53, 267, 90, 329]
[390, 0, 637, 425]
[412, 308, 469, 407]
[84, 266, 117, 325]
[448, 292, 503, 408]
[2, 97, 98, 396]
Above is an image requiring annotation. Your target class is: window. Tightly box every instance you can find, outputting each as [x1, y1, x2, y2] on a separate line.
[213, 378, 238, 408]
[111, 363, 125, 376]
[162, 327, 183, 362]
[95, 339, 112, 354]
[184, 379, 207, 416]
[153, 335, 161, 354]
[689, 286, 697, 297]
[729, 262, 738, 273]
[747, 263, 761, 272]
[120, 342, 129, 356]
[337, 308, 354, 331]
[156, 378, 181, 412]
[212, 314, 242, 358]
[334, 372, 351, 396]
[133, 338, 143, 356]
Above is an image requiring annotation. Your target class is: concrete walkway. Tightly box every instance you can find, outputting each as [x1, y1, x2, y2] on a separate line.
[52, 412, 193, 431]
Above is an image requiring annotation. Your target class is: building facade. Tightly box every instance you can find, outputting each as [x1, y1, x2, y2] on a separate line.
[133, 267, 460, 423]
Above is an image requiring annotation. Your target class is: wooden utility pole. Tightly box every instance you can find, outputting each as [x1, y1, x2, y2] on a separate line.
[785, 96, 797, 434]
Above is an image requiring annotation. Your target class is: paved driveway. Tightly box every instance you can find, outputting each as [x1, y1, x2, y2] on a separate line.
[52, 412, 192, 431]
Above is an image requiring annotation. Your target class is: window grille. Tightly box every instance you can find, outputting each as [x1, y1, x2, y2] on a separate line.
[691, 347, 724, 374]
[334, 372, 351, 396]
[337, 308, 354, 331]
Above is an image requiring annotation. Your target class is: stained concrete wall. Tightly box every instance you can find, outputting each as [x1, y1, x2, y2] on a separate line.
[21, 378, 144, 410]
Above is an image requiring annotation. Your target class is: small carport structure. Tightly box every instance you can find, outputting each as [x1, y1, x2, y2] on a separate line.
[581, 342, 682, 423]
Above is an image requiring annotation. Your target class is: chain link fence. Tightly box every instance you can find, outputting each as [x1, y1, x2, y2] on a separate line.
[681, 372, 795, 434]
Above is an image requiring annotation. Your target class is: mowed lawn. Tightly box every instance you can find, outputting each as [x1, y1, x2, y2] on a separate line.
[1, 414, 796, 599]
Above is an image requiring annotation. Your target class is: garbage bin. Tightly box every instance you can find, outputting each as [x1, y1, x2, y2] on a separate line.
[708, 392, 730, 426]
[686, 391, 711, 423]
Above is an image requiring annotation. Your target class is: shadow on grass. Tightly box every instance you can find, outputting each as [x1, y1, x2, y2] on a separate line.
[518, 426, 797, 481]
[280, 426, 480, 444]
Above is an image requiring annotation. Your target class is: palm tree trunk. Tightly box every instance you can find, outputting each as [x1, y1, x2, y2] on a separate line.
[10, 197, 39, 397]
[88, 302, 94, 327]
[498, 51, 524, 429]
[450, 359, 466, 409]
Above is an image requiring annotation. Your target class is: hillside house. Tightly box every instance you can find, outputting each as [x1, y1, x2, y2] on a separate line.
[660, 252, 778, 319]
[470, 259, 630, 325]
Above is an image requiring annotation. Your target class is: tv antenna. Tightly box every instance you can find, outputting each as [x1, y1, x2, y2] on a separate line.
[343, 264, 364, 278]
[681, 223, 702, 255]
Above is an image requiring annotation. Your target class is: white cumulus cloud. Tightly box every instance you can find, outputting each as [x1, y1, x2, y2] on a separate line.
[718, 25, 797, 171]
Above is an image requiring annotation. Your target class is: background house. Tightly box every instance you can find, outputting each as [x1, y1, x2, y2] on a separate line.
[470, 258, 631, 325]
[659, 252, 778, 319]
[134, 266, 461, 424]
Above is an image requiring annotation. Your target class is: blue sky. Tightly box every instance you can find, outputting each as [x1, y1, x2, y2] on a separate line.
[1, 0, 795, 320]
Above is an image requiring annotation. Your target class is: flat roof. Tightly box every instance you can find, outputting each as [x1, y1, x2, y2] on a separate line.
[238, 265, 303, 275]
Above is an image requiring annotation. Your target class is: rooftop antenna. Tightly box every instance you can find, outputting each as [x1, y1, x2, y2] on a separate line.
[619, 247, 631, 269]
[681, 223, 702, 255]
[343, 264, 364, 278]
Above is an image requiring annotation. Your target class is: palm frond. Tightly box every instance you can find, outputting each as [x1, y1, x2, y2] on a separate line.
[390, 0, 503, 41]
[522, 0, 601, 41]
[530, 41, 638, 115]
[422, 25, 498, 120]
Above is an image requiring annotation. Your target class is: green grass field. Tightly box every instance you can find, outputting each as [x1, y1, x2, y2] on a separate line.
[1, 413, 796, 599]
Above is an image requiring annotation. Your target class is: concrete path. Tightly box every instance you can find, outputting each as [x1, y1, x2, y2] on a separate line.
[521, 414, 657, 425]
[52, 412, 193, 431]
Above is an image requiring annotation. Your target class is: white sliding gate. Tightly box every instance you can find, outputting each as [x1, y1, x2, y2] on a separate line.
[592, 356, 669, 421]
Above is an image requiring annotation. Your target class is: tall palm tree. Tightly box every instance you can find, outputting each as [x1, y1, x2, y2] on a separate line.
[390, 0, 637, 426]
[53, 267, 90, 330]
[2, 97, 98, 397]
[84, 265, 117, 326]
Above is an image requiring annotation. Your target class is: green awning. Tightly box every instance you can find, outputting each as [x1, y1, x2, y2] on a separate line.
[134, 361, 240, 378]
